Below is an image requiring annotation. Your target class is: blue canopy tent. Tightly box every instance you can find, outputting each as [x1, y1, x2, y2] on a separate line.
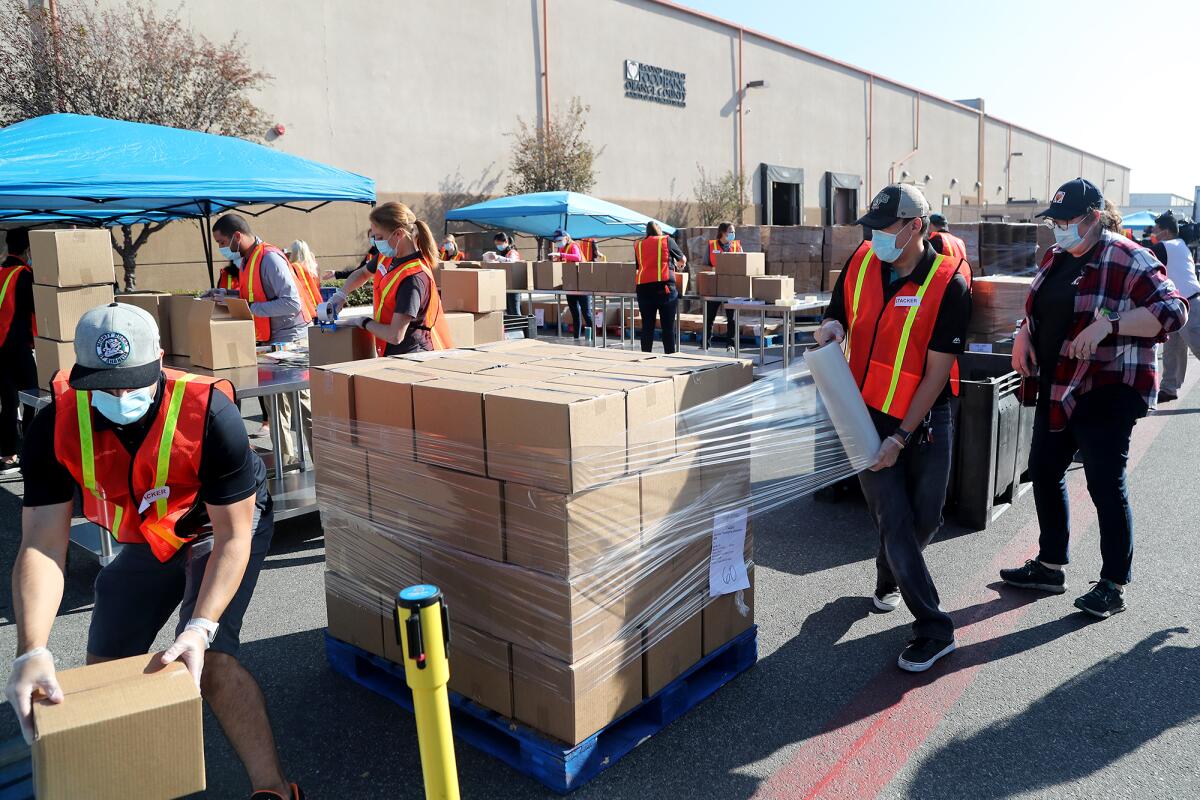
[0, 114, 375, 282]
[1120, 210, 1160, 229]
[444, 191, 675, 241]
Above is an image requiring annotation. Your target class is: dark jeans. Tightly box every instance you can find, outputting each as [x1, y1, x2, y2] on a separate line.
[565, 293, 592, 337]
[636, 282, 679, 354]
[704, 300, 733, 344]
[857, 401, 955, 641]
[1030, 385, 1141, 584]
[0, 346, 37, 457]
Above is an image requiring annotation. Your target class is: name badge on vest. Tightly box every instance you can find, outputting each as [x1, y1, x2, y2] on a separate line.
[138, 486, 170, 514]
[895, 296, 921, 308]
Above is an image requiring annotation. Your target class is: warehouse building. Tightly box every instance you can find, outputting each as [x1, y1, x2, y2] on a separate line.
[76, 0, 1130, 287]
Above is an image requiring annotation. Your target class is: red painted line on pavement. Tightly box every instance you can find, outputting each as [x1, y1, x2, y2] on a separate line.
[755, 377, 1193, 800]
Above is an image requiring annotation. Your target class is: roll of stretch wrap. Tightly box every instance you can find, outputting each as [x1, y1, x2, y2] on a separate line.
[803, 342, 881, 468]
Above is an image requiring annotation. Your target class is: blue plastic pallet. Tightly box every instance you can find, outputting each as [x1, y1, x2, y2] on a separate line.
[326, 625, 758, 794]
[0, 738, 32, 800]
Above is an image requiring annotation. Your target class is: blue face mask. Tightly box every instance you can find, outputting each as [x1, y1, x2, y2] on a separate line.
[870, 224, 914, 263]
[218, 235, 242, 267]
[1053, 215, 1095, 251]
[726, 231, 737, 242]
[496, 243, 509, 253]
[373, 235, 396, 258]
[91, 386, 155, 425]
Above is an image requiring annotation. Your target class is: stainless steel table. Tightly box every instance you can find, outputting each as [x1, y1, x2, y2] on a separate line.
[19, 355, 318, 565]
[720, 294, 832, 369]
[528, 288, 681, 351]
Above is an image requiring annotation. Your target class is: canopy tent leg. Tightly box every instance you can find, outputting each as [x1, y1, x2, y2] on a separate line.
[200, 204, 215, 289]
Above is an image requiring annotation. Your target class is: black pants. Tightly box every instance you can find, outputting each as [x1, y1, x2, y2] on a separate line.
[857, 401, 956, 641]
[636, 282, 679, 354]
[704, 300, 733, 344]
[0, 346, 37, 458]
[565, 294, 592, 337]
[1030, 384, 1142, 585]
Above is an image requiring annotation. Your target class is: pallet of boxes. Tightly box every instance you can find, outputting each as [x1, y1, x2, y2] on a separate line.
[313, 340, 757, 792]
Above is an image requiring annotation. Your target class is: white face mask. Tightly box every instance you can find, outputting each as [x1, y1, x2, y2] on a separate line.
[91, 386, 155, 425]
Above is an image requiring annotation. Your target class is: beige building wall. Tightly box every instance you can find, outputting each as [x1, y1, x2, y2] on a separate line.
[78, 0, 1130, 291]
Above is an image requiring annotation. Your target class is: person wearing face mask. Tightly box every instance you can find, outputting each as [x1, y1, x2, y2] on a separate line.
[0, 228, 37, 475]
[815, 184, 972, 673]
[1147, 211, 1200, 402]
[548, 229, 591, 340]
[8, 303, 305, 800]
[487, 232, 525, 316]
[1000, 179, 1187, 620]
[635, 221, 686, 354]
[439, 234, 465, 262]
[327, 202, 453, 355]
[704, 221, 741, 348]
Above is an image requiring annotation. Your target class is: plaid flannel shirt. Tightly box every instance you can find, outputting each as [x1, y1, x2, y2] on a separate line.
[1024, 230, 1188, 431]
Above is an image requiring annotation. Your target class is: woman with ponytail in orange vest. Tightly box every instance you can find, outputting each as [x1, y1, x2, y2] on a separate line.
[814, 184, 971, 674]
[0, 228, 36, 474]
[704, 221, 741, 347]
[287, 240, 324, 321]
[327, 202, 453, 355]
[634, 221, 686, 354]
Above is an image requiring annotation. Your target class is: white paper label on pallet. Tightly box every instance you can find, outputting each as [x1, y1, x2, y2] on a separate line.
[535, 309, 545, 327]
[709, 508, 750, 598]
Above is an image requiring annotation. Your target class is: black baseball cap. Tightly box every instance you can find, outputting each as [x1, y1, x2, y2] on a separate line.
[856, 184, 931, 230]
[929, 213, 947, 228]
[1037, 178, 1104, 221]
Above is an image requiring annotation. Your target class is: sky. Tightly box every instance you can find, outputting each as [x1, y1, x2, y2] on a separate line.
[679, 0, 1199, 201]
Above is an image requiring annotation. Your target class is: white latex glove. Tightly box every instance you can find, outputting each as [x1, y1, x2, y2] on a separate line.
[160, 628, 208, 688]
[335, 315, 368, 329]
[815, 319, 846, 346]
[328, 290, 348, 314]
[482, 251, 499, 263]
[5, 648, 62, 744]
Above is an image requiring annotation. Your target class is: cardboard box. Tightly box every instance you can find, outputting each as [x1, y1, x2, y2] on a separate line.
[326, 513, 422, 594]
[484, 384, 627, 494]
[443, 311, 476, 347]
[325, 571, 386, 658]
[713, 252, 766, 276]
[561, 261, 580, 291]
[32, 284, 114, 341]
[534, 260, 563, 290]
[696, 271, 718, 296]
[500, 261, 533, 291]
[702, 565, 755, 655]
[352, 366, 440, 456]
[310, 359, 399, 423]
[533, 301, 561, 327]
[412, 375, 516, 476]
[752, 275, 795, 303]
[307, 324, 376, 366]
[32, 654, 204, 800]
[440, 269, 506, 313]
[675, 271, 690, 296]
[576, 262, 605, 292]
[28, 229, 115, 287]
[448, 624, 513, 717]
[118, 292, 172, 354]
[549, 371, 676, 466]
[472, 310, 504, 345]
[504, 478, 642, 576]
[188, 298, 256, 370]
[165, 295, 197, 356]
[605, 262, 637, 294]
[33, 336, 76, 390]
[640, 454, 707, 540]
[512, 636, 643, 745]
[643, 611, 703, 697]
[716, 274, 754, 298]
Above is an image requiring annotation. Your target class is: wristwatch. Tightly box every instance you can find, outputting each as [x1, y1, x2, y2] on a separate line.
[1098, 308, 1120, 335]
[358, 316, 371, 330]
[184, 618, 220, 649]
[894, 427, 914, 447]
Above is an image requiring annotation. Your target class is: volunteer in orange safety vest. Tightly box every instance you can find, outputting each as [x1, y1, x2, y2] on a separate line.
[0, 228, 37, 475]
[704, 221, 741, 347]
[327, 201, 453, 355]
[5, 302, 305, 800]
[928, 213, 970, 264]
[634, 221, 686, 354]
[815, 184, 972, 675]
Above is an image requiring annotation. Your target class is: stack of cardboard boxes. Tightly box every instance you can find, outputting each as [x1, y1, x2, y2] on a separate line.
[822, 225, 864, 291]
[967, 275, 1034, 341]
[314, 341, 755, 745]
[765, 226, 825, 293]
[439, 269, 506, 347]
[29, 231, 116, 388]
[979, 223, 1038, 276]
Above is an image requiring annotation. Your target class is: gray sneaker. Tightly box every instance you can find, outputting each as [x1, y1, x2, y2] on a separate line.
[873, 589, 902, 612]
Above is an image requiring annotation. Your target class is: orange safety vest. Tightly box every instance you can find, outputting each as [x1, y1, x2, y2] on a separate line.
[372, 255, 454, 356]
[239, 240, 312, 343]
[577, 239, 597, 261]
[635, 236, 673, 284]
[52, 368, 236, 563]
[439, 248, 465, 262]
[219, 271, 240, 292]
[708, 238, 743, 267]
[290, 260, 322, 320]
[0, 260, 34, 344]
[929, 232, 967, 261]
[842, 241, 968, 419]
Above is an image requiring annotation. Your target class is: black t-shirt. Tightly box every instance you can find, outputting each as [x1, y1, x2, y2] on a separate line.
[1031, 244, 1095, 395]
[1, 255, 35, 352]
[22, 375, 268, 538]
[368, 251, 434, 354]
[825, 242, 972, 405]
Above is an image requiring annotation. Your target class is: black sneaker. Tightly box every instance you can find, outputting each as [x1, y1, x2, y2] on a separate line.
[897, 637, 956, 672]
[1074, 580, 1126, 619]
[1000, 559, 1066, 593]
[1159, 390, 1179, 403]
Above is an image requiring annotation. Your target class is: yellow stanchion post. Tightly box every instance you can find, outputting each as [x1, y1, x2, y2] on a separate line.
[395, 584, 460, 800]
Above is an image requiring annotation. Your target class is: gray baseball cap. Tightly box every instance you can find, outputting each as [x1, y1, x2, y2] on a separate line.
[856, 184, 931, 229]
[69, 302, 162, 390]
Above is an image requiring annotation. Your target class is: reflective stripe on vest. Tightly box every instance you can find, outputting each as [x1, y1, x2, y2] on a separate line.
[844, 246, 875, 367]
[153, 374, 197, 518]
[239, 243, 272, 343]
[0, 263, 30, 344]
[578, 239, 595, 261]
[880, 255, 944, 414]
[635, 236, 671, 284]
[708, 239, 743, 268]
[372, 256, 454, 355]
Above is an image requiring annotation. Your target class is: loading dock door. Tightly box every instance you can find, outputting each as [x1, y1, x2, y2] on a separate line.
[825, 172, 862, 225]
[760, 164, 804, 226]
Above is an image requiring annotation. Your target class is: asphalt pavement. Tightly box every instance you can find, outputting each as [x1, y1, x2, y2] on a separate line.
[1, 357, 1198, 799]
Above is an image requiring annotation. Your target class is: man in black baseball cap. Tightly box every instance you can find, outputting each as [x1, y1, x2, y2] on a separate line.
[7, 303, 305, 800]
[816, 184, 973, 673]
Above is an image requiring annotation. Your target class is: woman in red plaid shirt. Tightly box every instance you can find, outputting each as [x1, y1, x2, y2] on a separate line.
[1000, 178, 1188, 619]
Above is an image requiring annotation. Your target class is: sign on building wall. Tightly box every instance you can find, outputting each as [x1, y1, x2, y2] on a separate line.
[624, 60, 686, 107]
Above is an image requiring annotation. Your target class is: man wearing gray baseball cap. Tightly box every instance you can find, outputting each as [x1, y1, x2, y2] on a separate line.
[5, 303, 304, 800]
[815, 183, 973, 673]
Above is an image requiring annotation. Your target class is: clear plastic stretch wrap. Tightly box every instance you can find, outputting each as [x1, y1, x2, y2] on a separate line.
[313, 342, 871, 744]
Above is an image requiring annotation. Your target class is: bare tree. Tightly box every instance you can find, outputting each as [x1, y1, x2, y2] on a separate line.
[506, 97, 598, 196]
[693, 166, 748, 225]
[0, 0, 272, 290]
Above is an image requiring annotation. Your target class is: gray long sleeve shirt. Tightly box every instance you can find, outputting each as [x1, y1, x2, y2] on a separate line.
[249, 240, 307, 343]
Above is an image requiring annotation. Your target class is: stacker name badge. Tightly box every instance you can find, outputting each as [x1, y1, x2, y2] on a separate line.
[894, 296, 921, 307]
